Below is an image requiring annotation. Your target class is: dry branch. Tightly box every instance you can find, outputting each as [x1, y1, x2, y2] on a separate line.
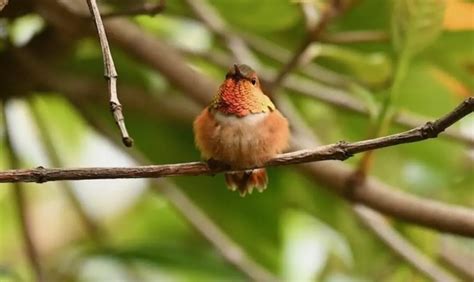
[86, 0, 133, 147]
[1, 96, 472, 182]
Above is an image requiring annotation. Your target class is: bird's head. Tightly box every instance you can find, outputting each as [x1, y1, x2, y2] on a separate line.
[211, 64, 274, 117]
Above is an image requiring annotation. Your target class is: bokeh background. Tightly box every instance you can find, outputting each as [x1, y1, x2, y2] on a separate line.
[0, 0, 473, 281]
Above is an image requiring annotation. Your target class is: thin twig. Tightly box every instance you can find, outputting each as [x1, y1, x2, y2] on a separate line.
[86, 0, 133, 147]
[101, 0, 165, 18]
[70, 99, 279, 282]
[2, 103, 45, 282]
[27, 98, 101, 242]
[1, 96, 472, 183]
[353, 205, 457, 282]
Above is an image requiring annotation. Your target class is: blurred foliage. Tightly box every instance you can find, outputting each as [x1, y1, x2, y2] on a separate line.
[0, 0, 473, 281]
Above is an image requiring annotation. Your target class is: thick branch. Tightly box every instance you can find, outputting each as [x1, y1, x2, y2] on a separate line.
[1, 96, 472, 181]
[86, 0, 133, 147]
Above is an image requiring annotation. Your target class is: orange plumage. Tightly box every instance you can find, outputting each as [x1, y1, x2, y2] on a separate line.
[193, 64, 290, 196]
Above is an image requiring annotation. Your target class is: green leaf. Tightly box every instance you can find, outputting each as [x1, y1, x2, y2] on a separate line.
[391, 0, 446, 56]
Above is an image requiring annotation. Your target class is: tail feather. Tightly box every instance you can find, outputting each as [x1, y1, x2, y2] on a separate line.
[225, 169, 268, 196]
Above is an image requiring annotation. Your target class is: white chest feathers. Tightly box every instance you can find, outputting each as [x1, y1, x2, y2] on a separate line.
[214, 111, 268, 127]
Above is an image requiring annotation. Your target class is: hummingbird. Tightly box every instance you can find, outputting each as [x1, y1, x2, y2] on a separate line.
[193, 64, 290, 196]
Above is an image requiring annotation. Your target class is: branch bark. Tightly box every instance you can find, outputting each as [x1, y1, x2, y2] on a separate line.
[86, 0, 133, 147]
[2, 97, 472, 184]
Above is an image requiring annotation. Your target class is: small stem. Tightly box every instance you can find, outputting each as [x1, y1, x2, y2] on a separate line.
[86, 0, 133, 147]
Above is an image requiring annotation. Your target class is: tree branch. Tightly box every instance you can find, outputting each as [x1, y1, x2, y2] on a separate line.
[1, 96, 472, 181]
[86, 0, 133, 147]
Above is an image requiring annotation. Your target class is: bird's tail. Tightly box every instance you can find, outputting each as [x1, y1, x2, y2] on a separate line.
[225, 169, 268, 196]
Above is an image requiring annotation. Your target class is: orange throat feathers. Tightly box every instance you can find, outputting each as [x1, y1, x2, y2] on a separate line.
[210, 66, 275, 117]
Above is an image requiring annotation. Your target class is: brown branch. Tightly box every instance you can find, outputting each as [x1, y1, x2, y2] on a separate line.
[101, 0, 165, 18]
[353, 205, 457, 282]
[1, 96, 472, 181]
[2, 103, 45, 282]
[86, 0, 133, 147]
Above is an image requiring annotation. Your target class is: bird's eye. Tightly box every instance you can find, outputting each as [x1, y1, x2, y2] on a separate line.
[251, 78, 257, 85]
